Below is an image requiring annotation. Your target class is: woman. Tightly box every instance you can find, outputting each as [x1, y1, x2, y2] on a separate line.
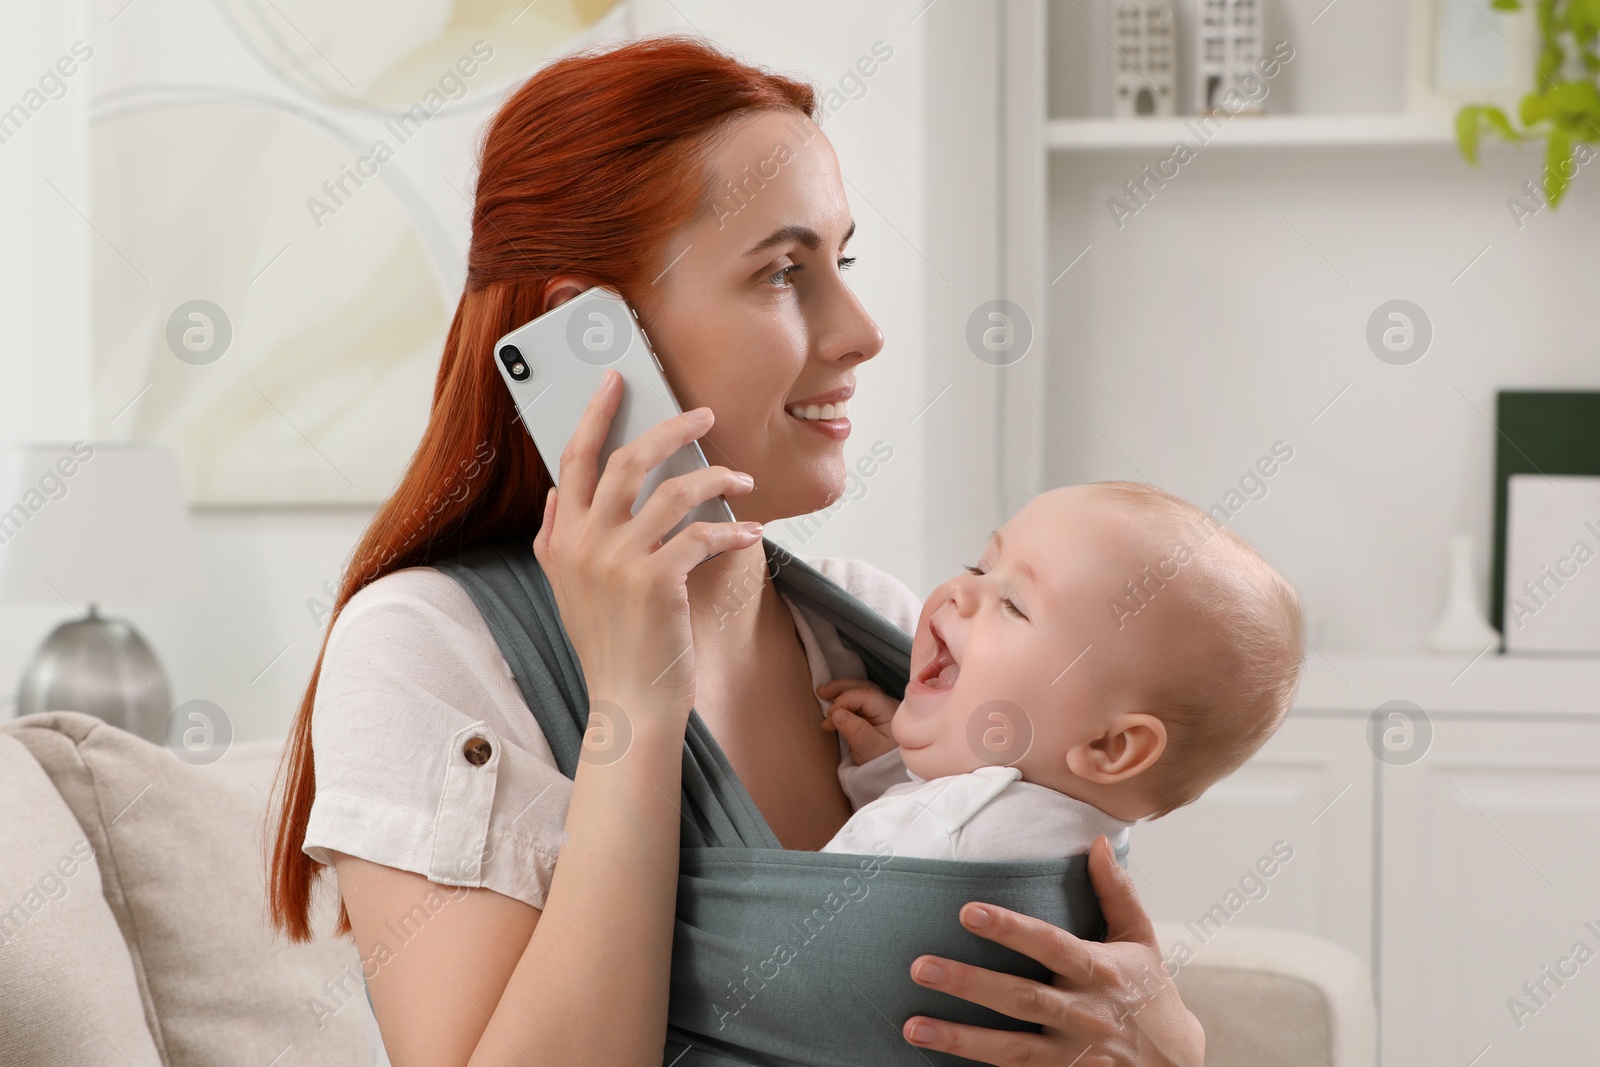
[267, 34, 1203, 1067]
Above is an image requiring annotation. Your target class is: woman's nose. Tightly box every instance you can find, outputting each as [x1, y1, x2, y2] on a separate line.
[819, 275, 884, 366]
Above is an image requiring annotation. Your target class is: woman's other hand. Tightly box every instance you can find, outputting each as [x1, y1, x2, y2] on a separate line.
[902, 834, 1205, 1066]
[816, 677, 899, 764]
[532, 368, 761, 717]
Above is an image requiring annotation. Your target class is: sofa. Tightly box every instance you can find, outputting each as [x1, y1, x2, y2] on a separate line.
[0, 711, 1376, 1066]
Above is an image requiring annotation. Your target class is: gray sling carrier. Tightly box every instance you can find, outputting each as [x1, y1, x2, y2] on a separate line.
[434, 537, 1110, 1066]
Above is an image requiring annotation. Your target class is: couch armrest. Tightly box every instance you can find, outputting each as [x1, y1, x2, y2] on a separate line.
[1152, 921, 1376, 1067]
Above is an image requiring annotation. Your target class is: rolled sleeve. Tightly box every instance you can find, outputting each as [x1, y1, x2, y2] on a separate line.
[302, 569, 571, 911]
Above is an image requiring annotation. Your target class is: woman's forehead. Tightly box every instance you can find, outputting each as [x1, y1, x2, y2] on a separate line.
[695, 110, 850, 242]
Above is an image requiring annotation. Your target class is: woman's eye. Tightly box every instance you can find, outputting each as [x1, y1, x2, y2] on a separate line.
[767, 256, 853, 288]
[766, 262, 804, 287]
[962, 563, 983, 576]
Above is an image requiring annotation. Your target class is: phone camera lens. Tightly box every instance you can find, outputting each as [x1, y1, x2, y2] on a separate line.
[498, 344, 530, 382]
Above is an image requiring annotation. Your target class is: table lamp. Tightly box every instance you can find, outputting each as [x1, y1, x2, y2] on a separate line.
[1, 443, 203, 743]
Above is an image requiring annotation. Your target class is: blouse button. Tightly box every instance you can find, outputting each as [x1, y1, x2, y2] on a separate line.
[462, 736, 492, 766]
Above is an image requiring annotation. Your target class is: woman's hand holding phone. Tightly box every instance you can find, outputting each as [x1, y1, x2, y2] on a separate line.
[532, 367, 761, 721]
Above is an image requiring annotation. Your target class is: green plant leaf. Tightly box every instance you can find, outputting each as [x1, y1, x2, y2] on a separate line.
[1544, 127, 1574, 206]
[1571, 0, 1600, 37]
[1457, 0, 1596, 213]
[1522, 91, 1552, 125]
[1457, 105, 1484, 164]
[1546, 80, 1600, 119]
[1483, 104, 1524, 141]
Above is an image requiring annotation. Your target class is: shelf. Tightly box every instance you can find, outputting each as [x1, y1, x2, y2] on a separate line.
[1292, 651, 1600, 716]
[1047, 113, 1462, 152]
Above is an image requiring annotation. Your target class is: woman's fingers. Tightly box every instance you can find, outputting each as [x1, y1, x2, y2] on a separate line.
[953, 900, 1098, 987]
[655, 517, 765, 583]
[555, 368, 623, 513]
[630, 463, 755, 550]
[1088, 834, 1159, 948]
[589, 404, 718, 523]
[907, 839, 1205, 1064]
[906, 946, 1080, 1027]
[900, 1013, 1070, 1065]
[531, 486, 557, 568]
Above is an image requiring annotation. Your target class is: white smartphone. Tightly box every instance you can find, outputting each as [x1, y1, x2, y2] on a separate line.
[492, 285, 738, 561]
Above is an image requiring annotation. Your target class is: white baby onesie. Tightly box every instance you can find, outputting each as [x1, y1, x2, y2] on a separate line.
[820, 763, 1134, 862]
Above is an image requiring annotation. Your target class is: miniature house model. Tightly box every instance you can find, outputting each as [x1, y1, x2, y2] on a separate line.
[1111, 2, 1176, 118]
[1194, 0, 1263, 115]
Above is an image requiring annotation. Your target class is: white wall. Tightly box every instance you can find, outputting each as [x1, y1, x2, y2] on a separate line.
[1045, 0, 1600, 653]
[1, 0, 93, 719]
[1, 1, 1006, 740]
[0, 3, 90, 446]
[10, 0, 1592, 736]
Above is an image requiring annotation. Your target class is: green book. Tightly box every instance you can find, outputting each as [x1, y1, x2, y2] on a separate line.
[1491, 391, 1600, 633]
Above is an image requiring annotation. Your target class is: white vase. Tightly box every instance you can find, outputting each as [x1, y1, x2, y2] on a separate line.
[1427, 534, 1502, 654]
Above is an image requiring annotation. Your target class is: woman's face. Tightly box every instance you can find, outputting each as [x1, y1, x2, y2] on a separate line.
[631, 109, 884, 525]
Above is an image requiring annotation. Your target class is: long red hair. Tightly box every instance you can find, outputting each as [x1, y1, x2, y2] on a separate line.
[267, 34, 816, 941]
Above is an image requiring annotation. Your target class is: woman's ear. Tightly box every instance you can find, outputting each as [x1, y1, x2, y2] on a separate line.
[1065, 713, 1167, 785]
[541, 275, 595, 314]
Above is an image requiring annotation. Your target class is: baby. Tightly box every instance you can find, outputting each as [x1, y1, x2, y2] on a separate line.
[817, 480, 1305, 862]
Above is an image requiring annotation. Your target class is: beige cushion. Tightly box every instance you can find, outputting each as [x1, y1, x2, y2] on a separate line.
[3, 712, 364, 1067]
[1178, 968, 1335, 1065]
[0, 732, 164, 1066]
[1154, 921, 1376, 1066]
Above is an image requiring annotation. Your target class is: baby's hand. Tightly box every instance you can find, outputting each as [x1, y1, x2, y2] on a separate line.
[817, 677, 900, 765]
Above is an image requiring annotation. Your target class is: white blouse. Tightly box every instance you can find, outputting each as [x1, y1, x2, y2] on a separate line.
[305, 551, 922, 1065]
[301, 552, 924, 913]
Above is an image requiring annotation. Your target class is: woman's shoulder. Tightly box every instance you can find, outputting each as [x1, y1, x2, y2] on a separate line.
[331, 565, 485, 638]
[318, 564, 533, 739]
[306, 563, 569, 910]
[790, 552, 922, 636]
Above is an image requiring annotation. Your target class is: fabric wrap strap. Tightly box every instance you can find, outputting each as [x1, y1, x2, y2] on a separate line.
[433, 537, 1109, 1066]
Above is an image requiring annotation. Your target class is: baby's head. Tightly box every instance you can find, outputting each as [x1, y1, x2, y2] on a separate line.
[894, 481, 1304, 821]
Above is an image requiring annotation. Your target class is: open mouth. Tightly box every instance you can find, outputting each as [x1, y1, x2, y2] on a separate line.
[915, 623, 960, 691]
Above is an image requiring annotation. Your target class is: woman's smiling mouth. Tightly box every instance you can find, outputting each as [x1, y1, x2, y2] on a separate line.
[784, 384, 853, 440]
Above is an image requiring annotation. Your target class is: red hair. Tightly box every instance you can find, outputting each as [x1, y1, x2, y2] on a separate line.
[267, 34, 816, 941]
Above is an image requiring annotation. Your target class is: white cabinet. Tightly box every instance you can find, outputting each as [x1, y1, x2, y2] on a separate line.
[1130, 701, 1600, 1065]
[1121, 653, 1600, 1065]
[1379, 719, 1600, 1066]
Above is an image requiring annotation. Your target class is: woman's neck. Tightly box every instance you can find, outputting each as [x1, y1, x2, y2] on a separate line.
[686, 538, 777, 646]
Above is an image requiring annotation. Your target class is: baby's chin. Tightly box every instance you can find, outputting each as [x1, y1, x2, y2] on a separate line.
[897, 735, 983, 782]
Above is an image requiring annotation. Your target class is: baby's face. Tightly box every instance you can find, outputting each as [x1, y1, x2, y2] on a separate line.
[893, 485, 1189, 787]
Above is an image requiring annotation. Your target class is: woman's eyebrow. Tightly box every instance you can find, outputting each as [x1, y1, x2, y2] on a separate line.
[743, 219, 857, 257]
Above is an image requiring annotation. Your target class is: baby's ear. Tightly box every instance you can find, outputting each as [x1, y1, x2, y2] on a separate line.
[1065, 713, 1166, 785]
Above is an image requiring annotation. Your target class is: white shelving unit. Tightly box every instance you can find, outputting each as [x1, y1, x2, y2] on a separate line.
[1046, 112, 1459, 152]
[1002, 3, 1600, 1063]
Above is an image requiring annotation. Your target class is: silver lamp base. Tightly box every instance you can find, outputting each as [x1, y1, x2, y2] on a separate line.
[15, 605, 171, 744]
